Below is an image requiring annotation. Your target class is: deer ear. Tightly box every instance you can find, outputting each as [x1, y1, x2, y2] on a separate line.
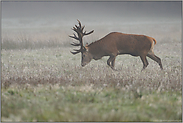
[82, 46, 87, 51]
[85, 47, 89, 52]
[85, 43, 88, 47]
[83, 46, 88, 52]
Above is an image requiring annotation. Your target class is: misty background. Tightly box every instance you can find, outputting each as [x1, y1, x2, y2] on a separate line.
[2, 1, 182, 48]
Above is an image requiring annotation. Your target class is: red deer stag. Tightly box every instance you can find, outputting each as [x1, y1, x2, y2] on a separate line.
[69, 20, 163, 71]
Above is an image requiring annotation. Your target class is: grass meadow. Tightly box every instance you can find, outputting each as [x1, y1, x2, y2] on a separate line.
[1, 21, 182, 122]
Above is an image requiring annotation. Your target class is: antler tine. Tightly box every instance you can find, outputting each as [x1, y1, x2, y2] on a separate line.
[81, 25, 85, 32]
[76, 20, 86, 34]
[70, 42, 80, 46]
[70, 49, 81, 55]
[84, 30, 94, 35]
[72, 25, 82, 37]
[75, 24, 79, 29]
[69, 33, 79, 40]
[72, 26, 77, 32]
[73, 20, 93, 37]
[70, 51, 80, 55]
[77, 19, 82, 28]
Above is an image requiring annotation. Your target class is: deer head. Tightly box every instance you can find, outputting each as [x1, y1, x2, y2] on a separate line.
[69, 20, 94, 66]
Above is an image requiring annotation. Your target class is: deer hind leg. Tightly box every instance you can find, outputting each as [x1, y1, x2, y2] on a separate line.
[147, 52, 163, 70]
[107, 55, 117, 70]
[140, 55, 149, 71]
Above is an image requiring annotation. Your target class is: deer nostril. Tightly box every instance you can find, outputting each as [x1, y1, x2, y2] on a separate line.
[81, 63, 86, 67]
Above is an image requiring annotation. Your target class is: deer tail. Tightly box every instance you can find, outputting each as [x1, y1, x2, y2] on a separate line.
[152, 38, 157, 45]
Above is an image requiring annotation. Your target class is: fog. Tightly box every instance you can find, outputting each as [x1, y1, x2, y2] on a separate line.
[2, 1, 182, 45]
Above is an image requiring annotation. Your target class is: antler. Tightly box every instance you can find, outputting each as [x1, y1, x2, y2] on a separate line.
[69, 20, 94, 55]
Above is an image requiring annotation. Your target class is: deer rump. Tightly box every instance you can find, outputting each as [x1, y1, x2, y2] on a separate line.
[70, 20, 163, 71]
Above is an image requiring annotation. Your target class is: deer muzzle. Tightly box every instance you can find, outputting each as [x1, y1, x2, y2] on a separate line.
[81, 62, 87, 67]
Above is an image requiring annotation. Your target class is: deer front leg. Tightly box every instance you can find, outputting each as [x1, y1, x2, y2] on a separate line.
[140, 55, 149, 71]
[107, 55, 117, 71]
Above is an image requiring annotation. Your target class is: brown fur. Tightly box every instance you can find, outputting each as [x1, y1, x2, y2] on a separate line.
[83, 32, 163, 70]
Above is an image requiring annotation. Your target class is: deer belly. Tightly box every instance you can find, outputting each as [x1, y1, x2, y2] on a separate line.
[93, 55, 102, 60]
[118, 50, 139, 56]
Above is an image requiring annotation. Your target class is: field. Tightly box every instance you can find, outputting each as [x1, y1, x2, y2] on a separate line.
[1, 21, 182, 122]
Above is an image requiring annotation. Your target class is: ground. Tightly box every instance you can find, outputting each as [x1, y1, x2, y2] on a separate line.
[1, 21, 182, 122]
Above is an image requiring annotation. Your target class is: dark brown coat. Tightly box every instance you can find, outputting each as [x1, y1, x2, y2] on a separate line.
[83, 32, 163, 70]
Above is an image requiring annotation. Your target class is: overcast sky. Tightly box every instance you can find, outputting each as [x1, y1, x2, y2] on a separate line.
[2, 1, 181, 18]
[2, 1, 182, 28]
